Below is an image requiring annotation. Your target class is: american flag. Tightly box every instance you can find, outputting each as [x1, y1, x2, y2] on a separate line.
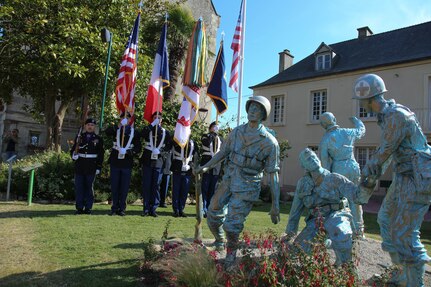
[114, 13, 141, 124]
[229, 0, 244, 93]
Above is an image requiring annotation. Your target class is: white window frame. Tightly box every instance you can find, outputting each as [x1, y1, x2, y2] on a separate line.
[355, 147, 376, 170]
[310, 90, 327, 122]
[29, 131, 41, 147]
[315, 53, 331, 71]
[357, 105, 376, 119]
[271, 95, 285, 126]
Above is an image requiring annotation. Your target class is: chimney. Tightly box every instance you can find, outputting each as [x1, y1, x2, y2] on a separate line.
[279, 49, 294, 73]
[357, 26, 373, 38]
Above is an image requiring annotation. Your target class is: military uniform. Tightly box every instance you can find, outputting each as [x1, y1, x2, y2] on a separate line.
[105, 125, 141, 216]
[319, 114, 365, 236]
[140, 124, 172, 216]
[366, 100, 431, 279]
[159, 149, 172, 208]
[171, 140, 196, 217]
[286, 169, 358, 265]
[353, 74, 431, 286]
[200, 131, 222, 216]
[70, 129, 104, 214]
[207, 123, 279, 251]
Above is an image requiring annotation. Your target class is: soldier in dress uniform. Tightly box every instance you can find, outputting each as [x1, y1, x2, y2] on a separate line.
[159, 148, 172, 208]
[171, 139, 197, 217]
[140, 112, 172, 217]
[71, 118, 104, 215]
[105, 112, 141, 216]
[200, 122, 222, 217]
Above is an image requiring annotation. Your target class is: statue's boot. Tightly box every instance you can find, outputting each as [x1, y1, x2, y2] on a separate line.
[405, 263, 425, 287]
[357, 226, 365, 240]
[224, 232, 239, 267]
[334, 248, 352, 266]
[386, 252, 407, 286]
[207, 221, 225, 251]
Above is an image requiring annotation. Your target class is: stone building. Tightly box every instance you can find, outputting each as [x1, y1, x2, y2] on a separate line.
[252, 21, 431, 192]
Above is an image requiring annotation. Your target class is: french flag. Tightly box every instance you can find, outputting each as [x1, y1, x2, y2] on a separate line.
[143, 22, 170, 123]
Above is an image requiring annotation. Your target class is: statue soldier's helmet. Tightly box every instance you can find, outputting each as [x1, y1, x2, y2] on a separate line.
[320, 112, 338, 130]
[246, 95, 271, 121]
[352, 74, 388, 100]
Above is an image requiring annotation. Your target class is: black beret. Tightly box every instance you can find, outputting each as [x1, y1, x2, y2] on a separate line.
[85, 118, 97, 125]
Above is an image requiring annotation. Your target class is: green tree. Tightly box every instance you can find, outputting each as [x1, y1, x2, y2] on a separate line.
[141, 2, 195, 101]
[0, 0, 174, 151]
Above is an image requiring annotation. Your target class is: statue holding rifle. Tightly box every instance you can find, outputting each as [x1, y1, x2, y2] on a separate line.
[195, 95, 280, 265]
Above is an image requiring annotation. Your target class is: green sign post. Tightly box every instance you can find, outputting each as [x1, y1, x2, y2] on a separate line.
[21, 163, 43, 206]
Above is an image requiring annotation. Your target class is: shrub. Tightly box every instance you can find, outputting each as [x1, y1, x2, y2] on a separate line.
[0, 150, 143, 202]
[0, 151, 74, 200]
[35, 152, 75, 200]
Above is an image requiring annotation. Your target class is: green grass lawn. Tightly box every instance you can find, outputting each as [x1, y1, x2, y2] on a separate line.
[0, 201, 430, 287]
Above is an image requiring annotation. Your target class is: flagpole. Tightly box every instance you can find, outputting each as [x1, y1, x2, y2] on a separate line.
[236, 0, 246, 126]
[154, 14, 168, 149]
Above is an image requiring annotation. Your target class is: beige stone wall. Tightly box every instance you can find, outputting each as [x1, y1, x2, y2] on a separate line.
[1, 92, 78, 161]
[254, 60, 431, 187]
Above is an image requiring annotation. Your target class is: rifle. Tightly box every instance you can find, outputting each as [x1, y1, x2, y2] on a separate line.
[74, 97, 90, 155]
[193, 154, 203, 243]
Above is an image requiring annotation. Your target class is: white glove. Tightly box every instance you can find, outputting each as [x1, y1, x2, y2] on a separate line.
[95, 169, 100, 175]
[72, 153, 79, 161]
[181, 164, 191, 172]
[120, 118, 128, 126]
[119, 147, 127, 155]
[151, 118, 160, 127]
[213, 125, 219, 132]
[152, 148, 160, 155]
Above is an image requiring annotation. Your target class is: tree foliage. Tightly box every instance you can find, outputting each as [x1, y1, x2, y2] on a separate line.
[0, 0, 179, 149]
[141, 1, 195, 101]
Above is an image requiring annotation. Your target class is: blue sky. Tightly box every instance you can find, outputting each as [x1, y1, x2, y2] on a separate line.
[209, 0, 431, 126]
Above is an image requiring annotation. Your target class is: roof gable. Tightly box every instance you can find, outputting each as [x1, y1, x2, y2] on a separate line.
[314, 42, 333, 55]
[252, 21, 431, 89]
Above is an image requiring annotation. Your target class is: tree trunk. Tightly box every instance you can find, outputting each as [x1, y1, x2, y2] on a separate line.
[166, 42, 187, 101]
[166, 66, 179, 101]
[53, 101, 69, 152]
[44, 91, 56, 150]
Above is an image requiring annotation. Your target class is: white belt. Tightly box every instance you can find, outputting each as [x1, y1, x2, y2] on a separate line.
[78, 153, 97, 158]
[112, 143, 133, 151]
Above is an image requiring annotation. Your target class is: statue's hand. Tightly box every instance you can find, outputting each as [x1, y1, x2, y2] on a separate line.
[349, 116, 358, 123]
[363, 161, 381, 177]
[269, 207, 280, 224]
[357, 175, 377, 204]
[194, 165, 208, 175]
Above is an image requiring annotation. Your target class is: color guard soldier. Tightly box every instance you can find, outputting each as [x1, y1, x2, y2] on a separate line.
[171, 139, 197, 217]
[200, 122, 222, 217]
[71, 118, 104, 215]
[140, 112, 172, 217]
[159, 148, 172, 208]
[105, 113, 141, 216]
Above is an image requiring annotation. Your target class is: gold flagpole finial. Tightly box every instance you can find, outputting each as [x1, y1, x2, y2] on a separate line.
[138, 0, 144, 12]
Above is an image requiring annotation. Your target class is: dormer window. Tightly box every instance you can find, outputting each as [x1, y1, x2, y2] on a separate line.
[316, 53, 331, 70]
[314, 42, 335, 71]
